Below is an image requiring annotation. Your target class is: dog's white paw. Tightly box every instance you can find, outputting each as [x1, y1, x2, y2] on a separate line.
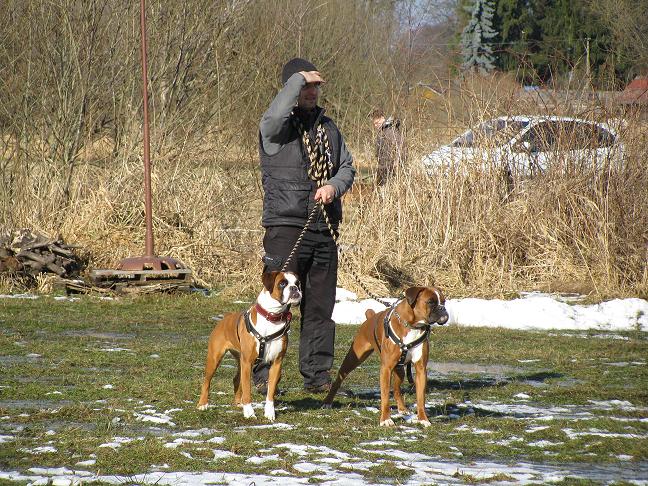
[242, 403, 256, 419]
[418, 419, 432, 427]
[379, 418, 395, 427]
[264, 401, 275, 421]
[197, 403, 209, 411]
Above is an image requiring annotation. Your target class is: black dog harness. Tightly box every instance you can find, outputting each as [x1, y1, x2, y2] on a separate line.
[243, 307, 292, 366]
[374, 300, 431, 369]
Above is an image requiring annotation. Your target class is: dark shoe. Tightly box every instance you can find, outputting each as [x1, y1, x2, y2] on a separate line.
[304, 382, 332, 394]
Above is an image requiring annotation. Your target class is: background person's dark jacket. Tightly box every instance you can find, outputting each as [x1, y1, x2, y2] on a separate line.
[376, 117, 406, 185]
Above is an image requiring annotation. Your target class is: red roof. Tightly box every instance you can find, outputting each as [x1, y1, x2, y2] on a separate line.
[618, 76, 648, 104]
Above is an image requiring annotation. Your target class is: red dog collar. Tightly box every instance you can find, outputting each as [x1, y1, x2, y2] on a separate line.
[255, 304, 292, 323]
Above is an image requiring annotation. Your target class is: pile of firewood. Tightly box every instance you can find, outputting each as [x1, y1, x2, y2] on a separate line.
[0, 229, 84, 278]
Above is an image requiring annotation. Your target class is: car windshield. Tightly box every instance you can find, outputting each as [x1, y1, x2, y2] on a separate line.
[452, 119, 529, 148]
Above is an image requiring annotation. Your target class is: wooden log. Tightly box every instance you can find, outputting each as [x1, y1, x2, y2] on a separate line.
[16, 250, 56, 265]
[50, 246, 75, 258]
[21, 260, 44, 272]
[0, 256, 23, 272]
[45, 262, 66, 276]
[23, 239, 56, 251]
[2, 229, 83, 278]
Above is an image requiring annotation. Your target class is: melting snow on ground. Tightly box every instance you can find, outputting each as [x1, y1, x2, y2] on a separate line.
[333, 288, 648, 331]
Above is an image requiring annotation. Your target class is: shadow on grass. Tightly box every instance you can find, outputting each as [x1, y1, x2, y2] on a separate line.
[285, 370, 565, 417]
[279, 366, 565, 417]
[285, 394, 377, 411]
[285, 394, 510, 419]
[425, 370, 564, 391]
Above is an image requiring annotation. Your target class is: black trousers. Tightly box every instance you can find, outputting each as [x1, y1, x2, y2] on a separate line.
[254, 225, 338, 388]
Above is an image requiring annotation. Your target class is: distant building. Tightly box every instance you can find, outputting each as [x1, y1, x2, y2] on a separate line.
[618, 76, 648, 117]
[413, 82, 444, 100]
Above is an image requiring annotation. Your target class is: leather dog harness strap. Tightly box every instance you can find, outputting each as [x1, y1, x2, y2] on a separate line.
[379, 300, 430, 369]
[243, 308, 292, 366]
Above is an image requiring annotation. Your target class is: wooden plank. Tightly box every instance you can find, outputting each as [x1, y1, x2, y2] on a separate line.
[92, 269, 192, 277]
[90, 268, 193, 286]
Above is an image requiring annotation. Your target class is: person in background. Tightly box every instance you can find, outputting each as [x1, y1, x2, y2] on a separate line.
[370, 109, 406, 185]
[256, 57, 356, 394]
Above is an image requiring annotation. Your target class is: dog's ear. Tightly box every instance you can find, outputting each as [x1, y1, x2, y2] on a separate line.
[262, 271, 279, 292]
[404, 287, 425, 307]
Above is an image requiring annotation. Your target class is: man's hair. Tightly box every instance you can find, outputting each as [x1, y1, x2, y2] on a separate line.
[369, 108, 385, 119]
[282, 58, 317, 84]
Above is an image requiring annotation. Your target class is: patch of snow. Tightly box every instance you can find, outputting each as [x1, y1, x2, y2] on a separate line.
[20, 446, 58, 454]
[246, 454, 280, 464]
[134, 410, 176, 427]
[331, 290, 648, 331]
[528, 440, 564, 447]
[563, 428, 647, 439]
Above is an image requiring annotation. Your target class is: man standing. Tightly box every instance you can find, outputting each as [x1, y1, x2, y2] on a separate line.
[256, 58, 355, 393]
[370, 109, 406, 185]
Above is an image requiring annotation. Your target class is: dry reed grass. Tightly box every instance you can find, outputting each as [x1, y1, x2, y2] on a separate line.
[1, 74, 646, 299]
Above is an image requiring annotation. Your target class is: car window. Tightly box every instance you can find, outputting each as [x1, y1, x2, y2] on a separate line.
[596, 126, 616, 147]
[453, 119, 529, 148]
[518, 121, 617, 153]
[516, 121, 560, 152]
[565, 122, 611, 150]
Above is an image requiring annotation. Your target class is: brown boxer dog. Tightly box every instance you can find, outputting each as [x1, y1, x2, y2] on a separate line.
[323, 286, 448, 426]
[197, 271, 301, 421]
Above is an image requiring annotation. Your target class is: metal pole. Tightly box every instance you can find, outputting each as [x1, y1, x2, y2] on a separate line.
[140, 0, 154, 257]
[585, 37, 591, 88]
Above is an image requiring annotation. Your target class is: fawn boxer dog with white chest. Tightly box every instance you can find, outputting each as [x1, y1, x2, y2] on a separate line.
[197, 271, 301, 421]
[323, 286, 448, 426]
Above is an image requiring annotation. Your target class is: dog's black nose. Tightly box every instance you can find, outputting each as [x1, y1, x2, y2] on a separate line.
[436, 312, 449, 325]
[289, 286, 301, 299]
[431, 305, 449, 325]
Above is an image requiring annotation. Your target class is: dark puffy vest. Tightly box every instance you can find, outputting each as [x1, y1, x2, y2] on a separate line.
[259, 114, 342, 231]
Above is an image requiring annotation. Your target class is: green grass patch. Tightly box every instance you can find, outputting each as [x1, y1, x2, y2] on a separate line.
[1, 294, 647, 483]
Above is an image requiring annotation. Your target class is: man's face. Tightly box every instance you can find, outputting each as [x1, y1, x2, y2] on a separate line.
[297, 82, 320, 111]
[372, 116, 385, 130]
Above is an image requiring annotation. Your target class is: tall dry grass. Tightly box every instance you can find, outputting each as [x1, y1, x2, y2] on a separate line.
[1, 1, 646, 298]
[2, 76, 646, 300]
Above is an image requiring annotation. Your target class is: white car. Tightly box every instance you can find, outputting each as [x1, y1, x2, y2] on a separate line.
[422, 116, 624, 177]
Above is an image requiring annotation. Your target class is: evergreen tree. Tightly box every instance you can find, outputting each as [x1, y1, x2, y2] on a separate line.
[490, 0, 618, 86]
[492, 0, 538, 77]
[461, 0, 498, 74]
[533, 0, 615, 86]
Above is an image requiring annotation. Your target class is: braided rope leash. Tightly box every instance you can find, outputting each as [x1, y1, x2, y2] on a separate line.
[279, 204, 319, 273]
[279, 115, 330, 272]
[279, 113, 392, 308]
